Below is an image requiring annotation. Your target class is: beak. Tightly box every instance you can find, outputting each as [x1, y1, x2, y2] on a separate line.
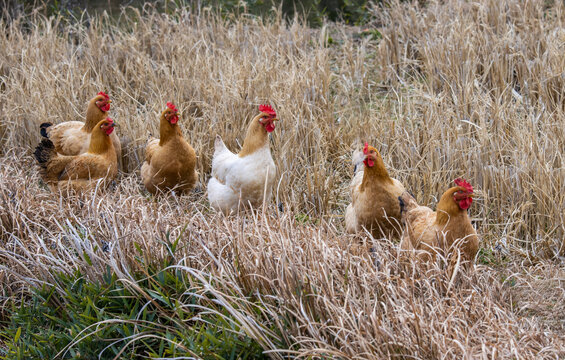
[176, 112, 181, 117]
[110, 123, 116, 128]
[108, 100, 112, 103]
[272, 117, 279, 121]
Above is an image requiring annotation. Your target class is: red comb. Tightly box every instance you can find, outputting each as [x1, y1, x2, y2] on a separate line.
[166, 102, 178, 112]
[98, 91, 110, 100]
[363, 142, 369, 155]
[259, 104, 276, 117]
[454, 178, 473, 193]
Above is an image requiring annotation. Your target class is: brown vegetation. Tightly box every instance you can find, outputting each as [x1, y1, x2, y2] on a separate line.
[0, 0, 564, 357]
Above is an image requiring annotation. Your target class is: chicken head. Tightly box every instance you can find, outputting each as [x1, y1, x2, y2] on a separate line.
[163, 102, 180, 124]
[257, 104, 278, 133]
[95, 91, 111, 112]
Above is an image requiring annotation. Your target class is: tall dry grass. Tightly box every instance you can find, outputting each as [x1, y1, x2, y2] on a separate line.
[0, 0, 564, 358]
[1, 151, 564, 358]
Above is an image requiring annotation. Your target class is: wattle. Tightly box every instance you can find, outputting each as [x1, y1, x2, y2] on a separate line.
[105, 128, 114, 135]
[459, 197, 472, 210]
[100, 103, 111, 112]
[265, 122, 275, 133]
[363, 158, 374, 168]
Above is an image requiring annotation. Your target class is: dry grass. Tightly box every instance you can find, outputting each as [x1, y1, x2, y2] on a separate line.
[1, 0, 565, 358]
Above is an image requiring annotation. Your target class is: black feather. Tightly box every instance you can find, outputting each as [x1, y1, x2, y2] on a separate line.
[398, 196, 405, 214]
[34, 139, 55, 169]
[40, 122, 53, 138]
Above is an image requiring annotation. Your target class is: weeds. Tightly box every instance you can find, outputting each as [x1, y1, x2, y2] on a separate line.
[3, 266, 272, 359]
[0, 0, 565, 358]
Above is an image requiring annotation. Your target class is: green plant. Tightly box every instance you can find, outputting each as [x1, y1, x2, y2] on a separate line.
[1, 265, 271, 359]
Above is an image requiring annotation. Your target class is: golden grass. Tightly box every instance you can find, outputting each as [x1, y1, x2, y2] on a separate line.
[1, 0, 565, 357]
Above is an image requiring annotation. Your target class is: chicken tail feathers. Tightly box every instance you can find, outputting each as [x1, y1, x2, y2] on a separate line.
[352, 149, 365, 174]
[398, 195, 406, 213]
[40, 122, 53, 138]
[398, 191, 419, 223]
[214, 135, 227, 153]
[34, 139, 56, 170]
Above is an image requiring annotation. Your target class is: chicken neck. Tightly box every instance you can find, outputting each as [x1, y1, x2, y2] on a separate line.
[239, 114, 268, 157]
[159, 116, 183, 146]
[435, 186, 467, 226]
[84, 99, 108, 133]
[88, 128, 113, 155]
[360, 151, 393, 191]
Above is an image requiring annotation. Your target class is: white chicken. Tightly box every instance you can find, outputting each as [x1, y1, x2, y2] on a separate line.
[208, 104, 278, 214]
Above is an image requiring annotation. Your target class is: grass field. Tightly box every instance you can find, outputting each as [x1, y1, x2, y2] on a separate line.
[1, 0, 564, 358]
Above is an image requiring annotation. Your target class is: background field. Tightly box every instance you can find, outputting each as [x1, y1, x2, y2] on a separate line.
[0, 0, 564, 358]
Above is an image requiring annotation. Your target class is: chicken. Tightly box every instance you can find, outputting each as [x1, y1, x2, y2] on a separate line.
[40, 92, 121, 165]
[208, 104, 278, 213]
[398, 178, 478, 265]
[34, 118, 118, 193]
[345, 142, 406, 238]
[141, 102, 198, 194]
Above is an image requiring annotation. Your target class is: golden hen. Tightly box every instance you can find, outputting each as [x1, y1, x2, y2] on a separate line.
[34, 118, 118, 193]
[398, 178, 478, 266]
[345, 142, 406, 238]
[141, 102, 198, 194]
[40, 92, 121, 165]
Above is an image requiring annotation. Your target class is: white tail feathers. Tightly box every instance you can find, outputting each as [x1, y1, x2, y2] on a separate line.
[214, 135, 226, 152]
[352, 148, 365, 174]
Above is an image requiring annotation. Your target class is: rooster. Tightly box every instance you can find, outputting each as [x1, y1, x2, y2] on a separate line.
[34, 118, 118, 192]
[40, 91, 121, 164]
[398, 178, 478, 265]
[345, 142, 406, 238]
[141, 102, 198, 194]
[208, 104, 278, 213]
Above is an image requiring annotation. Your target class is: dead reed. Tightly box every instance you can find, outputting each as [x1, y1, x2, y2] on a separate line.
[0, 0, 564, 358]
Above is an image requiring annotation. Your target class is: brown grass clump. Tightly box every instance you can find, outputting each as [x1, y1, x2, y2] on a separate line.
[1, 0, 565, 358]
[1, 153, 563, 358]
